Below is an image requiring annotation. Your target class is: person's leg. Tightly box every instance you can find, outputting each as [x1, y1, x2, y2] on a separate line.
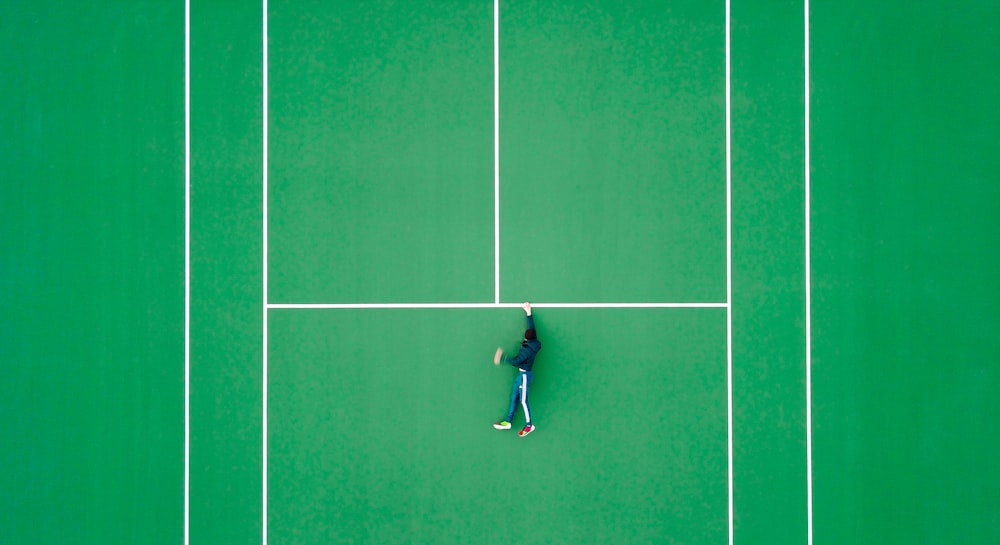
[519, 372, 532, 426]
[505, 374, 521, 422]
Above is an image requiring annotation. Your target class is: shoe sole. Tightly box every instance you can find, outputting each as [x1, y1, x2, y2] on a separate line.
[493, 424, 511, 430]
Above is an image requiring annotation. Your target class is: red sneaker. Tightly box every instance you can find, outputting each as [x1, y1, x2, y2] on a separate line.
[518, 424, 535, 437]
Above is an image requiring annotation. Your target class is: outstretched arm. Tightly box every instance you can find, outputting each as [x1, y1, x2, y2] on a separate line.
[495, 345, 532, 367]
[494, 303, 535, 366]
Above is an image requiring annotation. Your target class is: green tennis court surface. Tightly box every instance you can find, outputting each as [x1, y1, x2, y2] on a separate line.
[1, 1, 997, 544]
[269, 308, 726, 544]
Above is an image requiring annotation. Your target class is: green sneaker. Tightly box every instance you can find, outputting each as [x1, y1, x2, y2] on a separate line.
[493, 420, 511, 430]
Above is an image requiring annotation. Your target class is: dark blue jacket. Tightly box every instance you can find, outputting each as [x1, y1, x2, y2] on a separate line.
[503, 315, 541, 372]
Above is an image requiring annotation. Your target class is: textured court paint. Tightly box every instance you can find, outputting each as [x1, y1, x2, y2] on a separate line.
[811, 2, 1000, 543]
[500, 1, 726, 303]
[7, 2, 996, 543]
[730, 1, 809, 543]
[0, 2, 184, 543]
[267, 1, 494, 304]
[189, 1, 264, 543]
[268, 308, 728, 545]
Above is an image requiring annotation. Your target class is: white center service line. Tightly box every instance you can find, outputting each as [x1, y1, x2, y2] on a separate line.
[494, 0, 501, 305]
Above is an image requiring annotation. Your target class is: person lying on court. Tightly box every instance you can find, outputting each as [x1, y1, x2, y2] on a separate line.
[493, 302, 541, 437]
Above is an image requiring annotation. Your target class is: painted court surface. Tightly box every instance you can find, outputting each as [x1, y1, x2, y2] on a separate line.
[1, 1, 997, 544]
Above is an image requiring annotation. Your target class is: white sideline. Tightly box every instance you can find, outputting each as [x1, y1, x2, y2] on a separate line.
[805, 0, 814, 543]
[183, 0, 191, 543]
[262, 0, 270, 542]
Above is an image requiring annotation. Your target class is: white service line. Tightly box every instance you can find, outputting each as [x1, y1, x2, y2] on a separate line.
[266, 302, 728, 310]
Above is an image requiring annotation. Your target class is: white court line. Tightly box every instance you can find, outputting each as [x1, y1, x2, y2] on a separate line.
[262, 0, 270, 542]
[267, 302, 728, 310]
[805, 0, 814, 543]
[493, 0, 501, 305]
[724, 0, 734, 543]
[183, 0, 191, 543]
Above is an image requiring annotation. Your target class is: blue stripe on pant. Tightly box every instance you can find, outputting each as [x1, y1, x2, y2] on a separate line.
[505, 370, 533, 425]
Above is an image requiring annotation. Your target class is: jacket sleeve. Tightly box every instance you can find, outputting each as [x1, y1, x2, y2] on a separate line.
[526, 315, 535, 330]
[504, 346, 532, 367]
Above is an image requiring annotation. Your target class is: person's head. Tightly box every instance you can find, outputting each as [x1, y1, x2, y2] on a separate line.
[524, 328, 537, 341]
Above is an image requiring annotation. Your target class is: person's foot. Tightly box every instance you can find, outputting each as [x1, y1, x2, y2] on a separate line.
[518, 424, 535, 437]
[493, 421, 511, 430]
